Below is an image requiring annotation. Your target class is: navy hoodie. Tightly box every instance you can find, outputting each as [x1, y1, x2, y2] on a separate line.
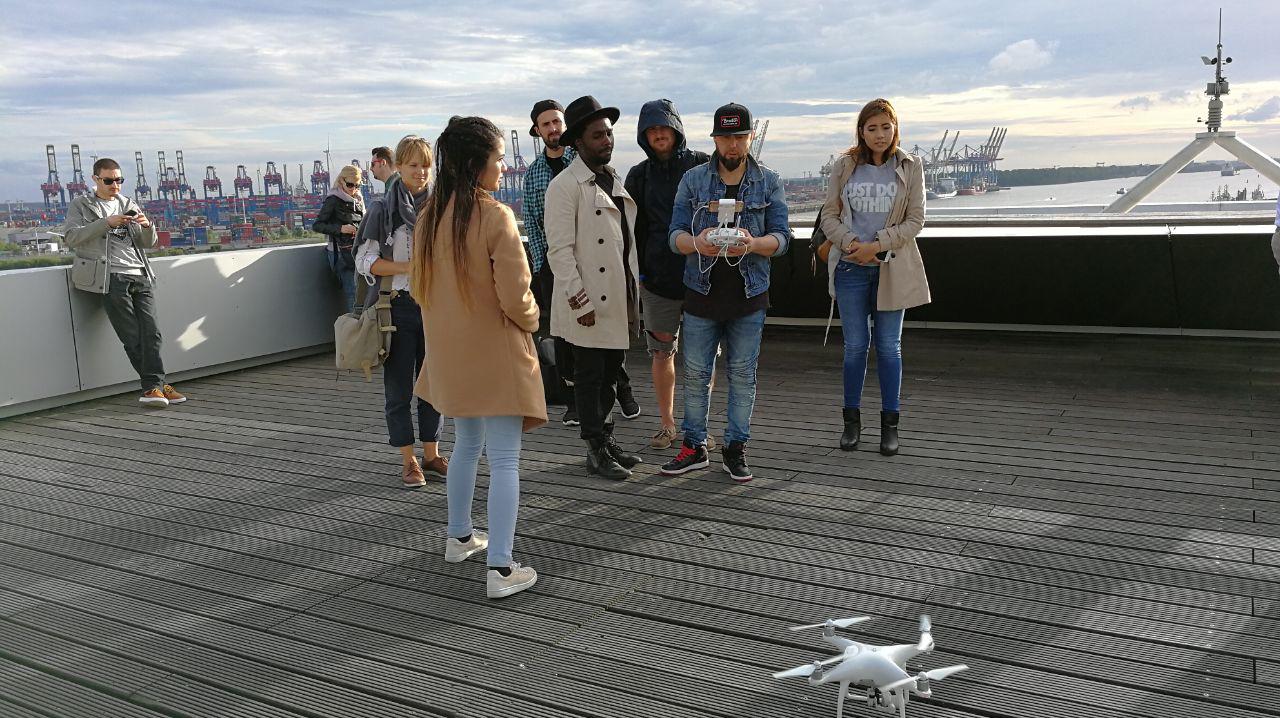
[624, 100, 710, 301]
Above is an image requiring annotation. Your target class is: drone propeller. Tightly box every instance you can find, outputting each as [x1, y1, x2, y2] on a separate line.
[772, 655, 845, 680]
[922, 664, 969, 682]
[788, 616, 871, 632]
[880, 664, 969, 695]
[916, 614, 934, 652]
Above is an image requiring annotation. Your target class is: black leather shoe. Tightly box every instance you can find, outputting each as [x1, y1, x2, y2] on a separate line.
[605, 435, 642, 469]
[880, 411, 900, 456]
[587, 438, 631, 479]
[839, 408, 861, 451]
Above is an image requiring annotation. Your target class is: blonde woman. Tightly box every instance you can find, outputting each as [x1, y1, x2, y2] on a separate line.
[355, 136, 447, 487]
[411, 117, 545, 599]
[816, 98, 929, 456]
[312, 164, 364, 310]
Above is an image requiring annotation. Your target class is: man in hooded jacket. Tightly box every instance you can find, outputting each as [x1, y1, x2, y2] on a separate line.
[624, 100, 710, 449]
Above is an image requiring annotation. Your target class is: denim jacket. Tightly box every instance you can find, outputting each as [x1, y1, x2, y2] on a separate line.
[668, 154, 791, 298]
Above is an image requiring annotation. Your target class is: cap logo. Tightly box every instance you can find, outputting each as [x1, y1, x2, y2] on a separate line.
[720, 116, 741, 129]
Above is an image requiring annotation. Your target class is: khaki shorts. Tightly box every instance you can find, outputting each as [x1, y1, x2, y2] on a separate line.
[641, 286, 683, 354]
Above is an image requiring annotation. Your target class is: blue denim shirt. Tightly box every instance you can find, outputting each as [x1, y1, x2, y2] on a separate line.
[668, 154, 791, 297]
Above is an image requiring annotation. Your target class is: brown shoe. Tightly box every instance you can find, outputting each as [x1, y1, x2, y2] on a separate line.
[650, 425, 678, 449]
[421, 456, 449, 479]
[162, 384, 187, 404]
[139, 388, 169, 407]
[402, 459, 426, 488]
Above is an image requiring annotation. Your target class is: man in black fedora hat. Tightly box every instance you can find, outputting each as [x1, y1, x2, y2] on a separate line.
[544, 96, 643, 480]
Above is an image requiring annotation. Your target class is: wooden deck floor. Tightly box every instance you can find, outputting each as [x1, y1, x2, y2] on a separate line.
[1, 329, 1278, 718]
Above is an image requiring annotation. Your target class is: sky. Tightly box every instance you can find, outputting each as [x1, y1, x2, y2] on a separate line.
[1, 0, 1278, 201]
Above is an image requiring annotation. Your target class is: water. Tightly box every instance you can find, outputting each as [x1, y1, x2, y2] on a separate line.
[791, 169, 1277, 220]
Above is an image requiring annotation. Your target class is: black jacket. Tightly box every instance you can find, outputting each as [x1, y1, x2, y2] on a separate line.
[624, 99, 709, 300]
[312, 192, 365, 268]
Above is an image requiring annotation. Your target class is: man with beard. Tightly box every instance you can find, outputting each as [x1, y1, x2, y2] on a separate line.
[544, 96, 643, 480]
[659, 102, 791, 483]
[624, 99, 710, 450]
[523, 99, 639, 425]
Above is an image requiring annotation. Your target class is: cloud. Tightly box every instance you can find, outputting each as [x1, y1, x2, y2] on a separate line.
[1231, 96, 1280, 122]
[1159, 89, 1199, 104]
[1117, 96, 1153, 111]
[988, 39, 1058, 74]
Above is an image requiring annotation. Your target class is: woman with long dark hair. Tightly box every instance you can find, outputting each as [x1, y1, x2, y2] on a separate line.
[354, 135, 447, 487]
[411, 117, 545, 599]
[816, 98, 929, 456]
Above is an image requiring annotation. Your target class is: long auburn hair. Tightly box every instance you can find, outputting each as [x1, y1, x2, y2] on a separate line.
[845, 98, 900, 166]
[410, 116, 503, 309]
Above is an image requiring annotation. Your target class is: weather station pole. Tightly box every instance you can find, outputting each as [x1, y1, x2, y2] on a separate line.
[1104, 10, 1280, 213]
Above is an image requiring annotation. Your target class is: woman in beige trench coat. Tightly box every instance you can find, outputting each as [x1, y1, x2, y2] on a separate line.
[410, 116, 547, 600]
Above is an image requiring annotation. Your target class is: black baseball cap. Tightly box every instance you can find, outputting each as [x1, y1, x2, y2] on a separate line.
[710, 102, 752, 136]
[529, 99, 564, 137]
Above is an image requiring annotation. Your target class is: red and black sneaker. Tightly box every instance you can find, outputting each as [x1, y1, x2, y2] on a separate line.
[660, 441, 710, 476]
[721, 441, 753, 483]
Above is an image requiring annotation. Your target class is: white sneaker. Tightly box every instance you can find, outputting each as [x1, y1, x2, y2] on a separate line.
[443, 530, 488, 563]
[487, 562, 537, 599]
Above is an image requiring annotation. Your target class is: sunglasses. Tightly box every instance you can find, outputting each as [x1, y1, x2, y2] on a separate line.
[343, 181, 359, 189]
[97, 177, 126, 185]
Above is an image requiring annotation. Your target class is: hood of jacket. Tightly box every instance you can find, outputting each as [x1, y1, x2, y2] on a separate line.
[328, 185, 364, 212]
[636, 99, 688, 162]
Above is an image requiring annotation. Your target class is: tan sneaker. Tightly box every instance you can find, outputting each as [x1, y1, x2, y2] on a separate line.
[139, 388, 169, 407]
[487, 563, 537, 599]
[421, 455, 449, 479]
[650, 425, 678, 449]
[162, 385, 187, 404]
[402, 459, 426, 488]
[444, 530, 489, 563]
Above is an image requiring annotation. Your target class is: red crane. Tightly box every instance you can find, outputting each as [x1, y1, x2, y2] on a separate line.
[203, 166, 223, 198]
[134, 151, 152, 201]
[233, 165, 253, 197]
[310, 160, 329, 195]
[263, 161, 284, 196]
[40, 144, 65, 209]
[157, 151, 180, 200]
[66, 144, 90, 199]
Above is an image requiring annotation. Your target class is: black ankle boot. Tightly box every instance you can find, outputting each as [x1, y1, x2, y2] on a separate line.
[880, 411, 900, 456]
[604, 432, 642, 468]
[839, 408, 861, 451]
[587, 438, 631, 479]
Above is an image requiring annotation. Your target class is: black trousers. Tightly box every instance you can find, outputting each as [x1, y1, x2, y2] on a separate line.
[571, 346, 625, 441]
[103, 273, 166, 391]
[384, 294, 443, 448]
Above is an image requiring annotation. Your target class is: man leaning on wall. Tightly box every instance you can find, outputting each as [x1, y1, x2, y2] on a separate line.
[62, 158, 185, 407]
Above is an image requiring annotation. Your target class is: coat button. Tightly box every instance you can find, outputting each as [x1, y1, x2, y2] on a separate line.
[598, 238, 604, 244]
[595, 209, 601, 215]
[600, 295, 607, 301]
[599, 267, 606, 272]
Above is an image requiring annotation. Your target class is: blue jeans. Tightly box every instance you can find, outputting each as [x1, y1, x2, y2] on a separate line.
[329, 248, 356, 313]
[680, 309, 766, 446]
[384, 295, 444, 447]
[834, 262, 903, 411]
[446, 415, 523, 568]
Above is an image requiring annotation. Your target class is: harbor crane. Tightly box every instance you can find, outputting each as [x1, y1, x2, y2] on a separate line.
[40, 145, 65, 209]
[66, 145, 89, 199]
[134, 151, 152, 200]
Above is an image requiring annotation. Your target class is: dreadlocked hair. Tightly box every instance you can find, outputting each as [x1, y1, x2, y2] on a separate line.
[411, 116, 503, 309]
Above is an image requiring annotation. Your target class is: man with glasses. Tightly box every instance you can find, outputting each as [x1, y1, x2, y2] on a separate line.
[62, 158, 183, 407]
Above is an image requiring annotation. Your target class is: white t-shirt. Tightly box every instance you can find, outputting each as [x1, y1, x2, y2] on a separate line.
[356, 223, 412, 291]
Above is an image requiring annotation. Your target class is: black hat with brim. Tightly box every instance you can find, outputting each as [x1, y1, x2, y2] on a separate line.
[560, 95, 621, 147]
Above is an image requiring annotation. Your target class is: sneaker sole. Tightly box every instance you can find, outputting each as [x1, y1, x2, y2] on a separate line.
[562, 419, 580, 426]
[444, 544, 488, 563]
[402, 479, 426, 488]
[139, 398, 169, 407]
[621, 409, 641, 419]
[659, 458, 710, 476]
[165, 397, 188, 404]
[487, 573, 537, 599]
[721, 462, 753, 483]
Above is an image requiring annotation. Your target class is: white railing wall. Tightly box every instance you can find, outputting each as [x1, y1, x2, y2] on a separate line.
[0, 243, 344, 418]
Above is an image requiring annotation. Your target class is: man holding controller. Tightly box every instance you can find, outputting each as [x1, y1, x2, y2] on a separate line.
[63, 158, 183, 407]
[659, 102, 791, 482]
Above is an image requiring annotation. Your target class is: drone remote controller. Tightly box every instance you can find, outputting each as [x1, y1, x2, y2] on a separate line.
[709, 226, 745, 248]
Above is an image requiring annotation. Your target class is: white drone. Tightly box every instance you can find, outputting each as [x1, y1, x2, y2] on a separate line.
[772, 615, 968, 718]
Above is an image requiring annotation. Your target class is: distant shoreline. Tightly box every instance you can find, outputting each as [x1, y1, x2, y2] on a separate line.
[993, 160, 1270, 187]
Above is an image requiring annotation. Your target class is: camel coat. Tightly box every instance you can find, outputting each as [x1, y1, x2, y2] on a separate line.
[544, 156, 640, 350]
[819, 149, 930, 311]
[412, 197, 547, 432]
